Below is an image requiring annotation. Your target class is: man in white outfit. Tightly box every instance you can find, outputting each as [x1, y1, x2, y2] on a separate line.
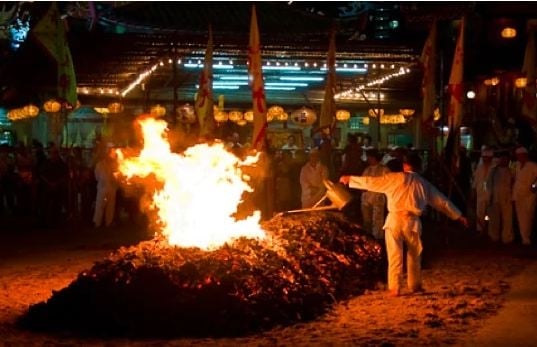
[93, 146, 119, 228]
[472, 148, 494, 234]
[340, 153, 468, 296]
[487, 151, 513, 243]
[512, 147, 537, 245]
[300, 148, 329, 208]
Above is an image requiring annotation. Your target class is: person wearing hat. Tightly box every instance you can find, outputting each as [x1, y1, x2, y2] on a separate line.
[340, 152, 469, 297]
[299, 148, 329, 208]
[472, 148, 495, 234]
[361, 148, 390, 240]
[512, 146, 537, 245]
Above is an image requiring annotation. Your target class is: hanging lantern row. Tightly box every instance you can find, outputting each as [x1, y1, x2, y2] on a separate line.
[159, 104, 355, 128]
[7, 104, 39, 121]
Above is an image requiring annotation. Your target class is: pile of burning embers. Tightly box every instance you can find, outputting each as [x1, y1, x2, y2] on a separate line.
[19, 212, 385, 337]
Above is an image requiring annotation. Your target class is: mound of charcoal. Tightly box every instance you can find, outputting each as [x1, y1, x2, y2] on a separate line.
[18, 212, 385, 337]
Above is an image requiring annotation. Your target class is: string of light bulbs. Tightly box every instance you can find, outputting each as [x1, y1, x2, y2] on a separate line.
[335, 65, 414, 100]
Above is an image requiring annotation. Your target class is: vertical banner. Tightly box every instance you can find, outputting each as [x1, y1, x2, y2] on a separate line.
[319, 26, 337, 135]
[33, 2, 77, 107]
[447, 18, 464, 132]
[522, 20, 537, 127]
[248, 5, 267, 151]
[419, 20, 437, 148]
[195, 26, 215, 138]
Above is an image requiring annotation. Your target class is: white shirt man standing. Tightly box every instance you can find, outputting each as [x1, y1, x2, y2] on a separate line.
[340, 153, 468, 297]
[512, 146, 537, 245]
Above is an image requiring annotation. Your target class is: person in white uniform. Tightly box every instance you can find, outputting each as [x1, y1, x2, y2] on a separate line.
[512, 146, 537, 245]
[93, 146, 119, 228]
[340, 153, 469, 296]
[472, 148, 495, 234]
[300, 148, 329, 208]
[486, 151, 513, 243]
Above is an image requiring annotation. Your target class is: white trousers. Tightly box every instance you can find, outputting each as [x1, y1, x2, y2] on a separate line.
[93, 187, 117, 228]
[384, 215, 422, 292]
[514, 195, 536, 245]
[488, 199, 513, 243]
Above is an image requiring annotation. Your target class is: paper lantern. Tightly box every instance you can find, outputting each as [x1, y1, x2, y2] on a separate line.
[399, 108, 415, 119]
[43, 99, 61, 113]
[275, 111, 289, 122]
[244, 110, 254, 122]
[24, 104, 39, 117]
[501, 27, 517, 39]
[228, 110, 244, 123]
[267, 106, 284, 122]
[290, 107, 317, 126]
[515, 78, 527, 88]
[214, 110, 229, 123]
[336, 109, 351, 122]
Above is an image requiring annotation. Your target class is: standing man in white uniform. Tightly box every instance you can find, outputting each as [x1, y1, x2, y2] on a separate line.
[487, 151, 513, 243]
[512, 146, 537, 245]
[340, 153, 469, 296]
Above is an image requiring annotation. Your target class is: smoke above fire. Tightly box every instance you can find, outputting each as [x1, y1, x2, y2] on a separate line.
[116, 117, 266, 250]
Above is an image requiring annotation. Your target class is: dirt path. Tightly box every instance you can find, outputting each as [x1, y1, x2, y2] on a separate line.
[0, 227, 535, 346]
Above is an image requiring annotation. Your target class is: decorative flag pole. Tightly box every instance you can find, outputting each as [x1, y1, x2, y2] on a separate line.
[319, 25, 337, 137]
[521, 20, 537, 132]
[248, 5, 267, 151]
[419, 20, 437, 151]
[195, 25, 215, 138]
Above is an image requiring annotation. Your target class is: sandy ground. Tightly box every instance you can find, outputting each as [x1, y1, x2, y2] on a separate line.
[0, 220, 535, 346]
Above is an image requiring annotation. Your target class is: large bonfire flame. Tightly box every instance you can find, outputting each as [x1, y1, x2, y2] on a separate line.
[116, 117, 266, 250]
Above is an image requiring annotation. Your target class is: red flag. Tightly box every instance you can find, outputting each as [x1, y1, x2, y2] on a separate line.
[248, 5, 267, 151]
[195, 26, 215, 137]
[420, 20, 437, 129]
[447, 18, 464, 131]
[522, 20, 537, 126]
[319, 26, 337, 135]
[33, 3, 77, 107]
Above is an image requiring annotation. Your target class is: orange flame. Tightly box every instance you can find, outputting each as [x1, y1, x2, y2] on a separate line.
[117, 117, 265, 250]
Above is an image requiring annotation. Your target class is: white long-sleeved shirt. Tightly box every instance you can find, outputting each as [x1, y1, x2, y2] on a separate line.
[349, 172, 462, 230]
[487, 166, 512, 204]
[512, 160, 537, 201]
[473, 161, 494, 200]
